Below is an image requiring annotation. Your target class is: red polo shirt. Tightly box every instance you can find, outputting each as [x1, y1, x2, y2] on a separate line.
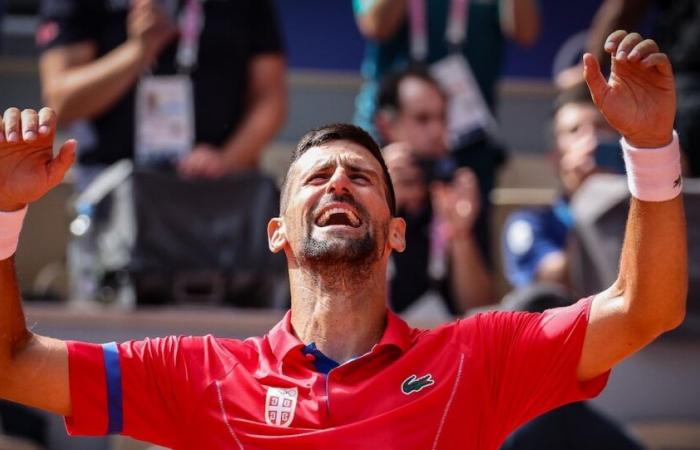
[65, 297, 608, 449]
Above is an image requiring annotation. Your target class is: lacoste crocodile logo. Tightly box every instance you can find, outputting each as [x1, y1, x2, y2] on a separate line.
[401, 374, 435, 395]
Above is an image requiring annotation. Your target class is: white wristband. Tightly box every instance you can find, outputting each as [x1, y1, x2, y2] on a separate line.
[0, 206, 28, 260]
[621, 131, 682, 202]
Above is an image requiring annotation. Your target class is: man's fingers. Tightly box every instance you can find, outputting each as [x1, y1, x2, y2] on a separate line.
[641, 53, 673, 77]
[3, 108, 20, 142]
[582, 53, 608, 108]
[38, 107, 56, 136]
[20, 109, 38, 142]
[603, 30, 627, 54]
[628, 39, 659, 62]
[47, 139, 77, 187]
[615, 32, 643, 61]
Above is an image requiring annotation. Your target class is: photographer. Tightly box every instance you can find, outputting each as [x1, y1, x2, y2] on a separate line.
[502, 84, 626, 290]
[377, 68, 493, 315]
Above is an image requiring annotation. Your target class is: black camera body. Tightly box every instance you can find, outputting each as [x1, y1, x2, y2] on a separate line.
[416, 156, 458, 183]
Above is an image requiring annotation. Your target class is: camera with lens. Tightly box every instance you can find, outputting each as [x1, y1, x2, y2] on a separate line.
[415, 156, 458, 184]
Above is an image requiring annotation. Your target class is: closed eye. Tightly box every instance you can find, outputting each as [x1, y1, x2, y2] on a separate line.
[306, 173, 330, 184]
[351, 174, 371, 184]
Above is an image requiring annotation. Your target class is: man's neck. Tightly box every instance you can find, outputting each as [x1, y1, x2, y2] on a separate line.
[289, 265, 388, 364]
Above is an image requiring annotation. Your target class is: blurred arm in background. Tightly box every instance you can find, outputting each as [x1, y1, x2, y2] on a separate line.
[38, 0, 176, 125]
[177, 53, 287, 177]
[499, 0, 541, 47]
[586, 0, 651, 62]
[356, 0, 540, 46]
[556, 0, 651, 89]
[354, 0, 407, 42]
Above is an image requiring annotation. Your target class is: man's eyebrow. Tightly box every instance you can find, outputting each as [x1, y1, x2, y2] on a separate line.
[344, 161, 380, 179]
[301, 160, 338, 179]
[303, 159, 380, 179]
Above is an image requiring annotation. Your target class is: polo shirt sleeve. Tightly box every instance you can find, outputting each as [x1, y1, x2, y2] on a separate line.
[249, 0, 285, 56]
[471, 297, 610, 438]
[36, 0, 100, 51]
[64, 336, 219, 449]
[502, 210, 562, 288]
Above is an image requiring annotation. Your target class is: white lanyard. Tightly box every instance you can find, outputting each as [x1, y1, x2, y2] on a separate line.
[176, 0, 204, 72]
[408, 0, 469, 62]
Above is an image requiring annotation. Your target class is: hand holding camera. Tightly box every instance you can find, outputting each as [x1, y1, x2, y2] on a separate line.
[431, 167, 481, 240]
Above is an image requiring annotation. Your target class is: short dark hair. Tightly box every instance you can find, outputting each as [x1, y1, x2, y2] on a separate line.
[377, 65, 445, 114]
[280, 123, 397, 216]
[552, 82, 594, 116]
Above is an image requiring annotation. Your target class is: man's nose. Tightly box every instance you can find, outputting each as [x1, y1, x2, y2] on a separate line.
[327, 168, 352, 194]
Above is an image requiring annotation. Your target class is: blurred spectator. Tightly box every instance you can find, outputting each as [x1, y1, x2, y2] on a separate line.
[379, 69, 493, 315]
[36, 0, 287, 188]
[556, 0, 700, 176]
[34, 0, 287, 306]
[0, 401, 48, 449]
[499, 284, 644, 450]
[501, 84, 624, 289]
[353, 0, 540, 266]
[376, 63, 494, 264]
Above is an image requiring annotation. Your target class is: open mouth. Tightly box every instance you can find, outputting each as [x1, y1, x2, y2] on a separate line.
[314, 206, 362, 228]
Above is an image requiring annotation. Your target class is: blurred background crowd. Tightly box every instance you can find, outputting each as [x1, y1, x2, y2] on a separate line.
[0, 0, 699, 449]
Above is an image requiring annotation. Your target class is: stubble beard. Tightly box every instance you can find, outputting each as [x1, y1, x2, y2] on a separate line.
[298, 195, 388, 277]
[301, 229, 377, 266]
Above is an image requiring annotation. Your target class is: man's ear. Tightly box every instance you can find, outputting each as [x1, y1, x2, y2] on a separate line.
[388, 216, 406, 253]
[267, 217, 288, 253]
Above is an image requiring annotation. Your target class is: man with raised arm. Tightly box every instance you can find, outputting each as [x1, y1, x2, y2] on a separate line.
[0, 32, 686, 449]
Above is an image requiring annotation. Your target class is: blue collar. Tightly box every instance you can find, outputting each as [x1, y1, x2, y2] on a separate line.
[301, 342, 340, 375]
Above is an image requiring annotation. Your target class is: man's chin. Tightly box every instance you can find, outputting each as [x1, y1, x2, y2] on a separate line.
[300, 231, 377, 265]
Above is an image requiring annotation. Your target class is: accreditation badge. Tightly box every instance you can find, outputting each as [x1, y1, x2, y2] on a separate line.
[429, 54, 496, 147]
[134, 75, 194, 166]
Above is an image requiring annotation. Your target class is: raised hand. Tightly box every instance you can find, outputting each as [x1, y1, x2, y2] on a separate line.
[0, 107, 76, 211]
[583, 31, 675, 148]
[178, 144, 231, 179]
[128, 0, 178, 65]
[431, 168, 481, 239]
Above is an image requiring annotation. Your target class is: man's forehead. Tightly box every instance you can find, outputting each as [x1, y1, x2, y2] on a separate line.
[293, 140, 383, 174]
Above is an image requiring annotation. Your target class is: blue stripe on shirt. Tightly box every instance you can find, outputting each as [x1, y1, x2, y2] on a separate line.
[102, 342, 123, 434]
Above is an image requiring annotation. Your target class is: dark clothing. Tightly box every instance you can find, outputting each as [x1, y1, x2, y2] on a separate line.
[389, 204, 457, 315]
[0, 0, 5, 49]
[0, 401, 48, 447]
[37, 0, 284, 167]
[501, 402, 644, 450]
[452, 135, 505, 265]
[657, 0, 700, 73]
[654, 0, 700, 175]
[675, 73, 700, 174]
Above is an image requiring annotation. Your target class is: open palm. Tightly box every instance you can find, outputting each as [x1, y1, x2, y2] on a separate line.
[0, 108, 75, 211]
[584, 31, 676, 148]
